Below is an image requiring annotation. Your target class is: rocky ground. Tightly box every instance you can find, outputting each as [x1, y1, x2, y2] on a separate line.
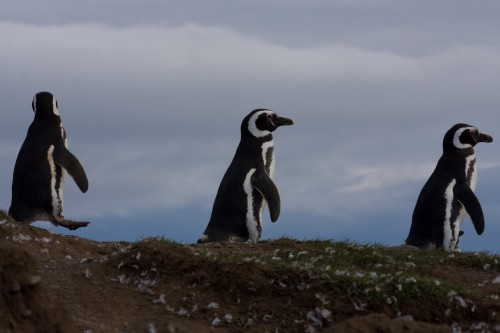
[1, 211, 500, 333]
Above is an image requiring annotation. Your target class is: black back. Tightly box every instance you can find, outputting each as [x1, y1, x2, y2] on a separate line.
[9, 92, 88, 223]
[201, 109, 293, 242]
[405, 123, 492, 249]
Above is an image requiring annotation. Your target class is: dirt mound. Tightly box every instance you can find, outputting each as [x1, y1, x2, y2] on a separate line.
[0, 243, 76, 333]
[1, 212, 500, 332]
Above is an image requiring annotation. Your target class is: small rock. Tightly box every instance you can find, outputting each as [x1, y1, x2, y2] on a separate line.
[212, 316, 222, 327]
[223, 314, 233, 324]
[208, 302, 219, 309]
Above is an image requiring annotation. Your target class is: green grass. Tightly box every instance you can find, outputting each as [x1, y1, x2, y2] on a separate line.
[189, 237, 499, 322]
[0, 209, 9, 220]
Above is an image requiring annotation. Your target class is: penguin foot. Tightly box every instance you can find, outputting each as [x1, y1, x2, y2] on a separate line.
[57, 219, 90, 230]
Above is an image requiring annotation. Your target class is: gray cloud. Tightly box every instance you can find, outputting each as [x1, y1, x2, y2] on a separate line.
[1, 1, 500, 251]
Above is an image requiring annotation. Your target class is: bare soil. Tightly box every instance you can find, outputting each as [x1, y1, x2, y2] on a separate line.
[1, 215, 499, 333]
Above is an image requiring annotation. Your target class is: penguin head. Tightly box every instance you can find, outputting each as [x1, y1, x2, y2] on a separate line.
[243, 109, 294, 139]
[32, 91, 60, 118]
[444, 123, 493, 152]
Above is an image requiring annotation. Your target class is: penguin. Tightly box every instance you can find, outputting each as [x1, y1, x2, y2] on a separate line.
[404, 123, 493, 251]
[198, 109, 293, 243]
[9, 91, 89, 230]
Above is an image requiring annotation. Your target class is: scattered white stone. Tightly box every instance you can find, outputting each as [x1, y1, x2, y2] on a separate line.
[208, 302, 219, 309]
[319, 308, 331, 319]
[84, 269, 92, 279]
[138, 279, 156, 294]
[177, 308, 188, 316]
[12, 234, 32, 242]
[262, 314, 273, 322]
[306, 310, 322, 327]
[152, 294, 166, 304]
[448, 291, 467, 308]
[211, 316, 222, 327]
[492, 275, 500, 284]
[405, 277, 417, 284]
[450, 322, 461, 333]
[147, 323, 157, 333]
[40, 248, 49, 254]
[397, 315, 414, 321]
[470, 322, 488, 331]
[405, 262, 416, 269]
[118, 275, 130, 284]
[0, 219, 6, 225]
[223, 314, 233, 324]
[297, 251, 309, 257]
[315, 293, 330, 305]
[37, 237, 52, 243]
[353, 300, 367, 311]
[386, 296, 397, 305]
[136, 252, 141, 260]
[65, 255, 73, 260]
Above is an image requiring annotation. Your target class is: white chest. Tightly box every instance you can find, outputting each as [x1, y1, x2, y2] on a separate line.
[465, 154, 477, 191]
[261, 140, 275, 179]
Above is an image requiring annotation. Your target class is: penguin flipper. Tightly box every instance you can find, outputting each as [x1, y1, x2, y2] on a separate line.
[454, 181, 485, 235]
[53, 146, 89, 193]
[251, 170, 281, 222]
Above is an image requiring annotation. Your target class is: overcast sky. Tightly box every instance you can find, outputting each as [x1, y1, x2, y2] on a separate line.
[1, 0, 499, 252]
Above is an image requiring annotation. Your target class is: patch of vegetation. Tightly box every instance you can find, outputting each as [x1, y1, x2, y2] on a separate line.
[191, 238, 500, 324]
[132, 236, 185, 250]
[0, 209, 9, 220]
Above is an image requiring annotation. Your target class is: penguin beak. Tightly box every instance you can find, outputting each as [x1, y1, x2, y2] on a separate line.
[274, 117, 294, 127]
[477, 132, 493, 143]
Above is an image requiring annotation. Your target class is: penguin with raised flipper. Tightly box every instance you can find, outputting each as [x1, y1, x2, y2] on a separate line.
[9, 91, 89, 230]
[404, 123, 493, 251]
[198, 109, 293, 243]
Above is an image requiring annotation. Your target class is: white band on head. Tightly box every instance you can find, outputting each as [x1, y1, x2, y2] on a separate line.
[248, 110, 273, 138]
[52, 97, 60, 116]
[453, 127, 475, 149]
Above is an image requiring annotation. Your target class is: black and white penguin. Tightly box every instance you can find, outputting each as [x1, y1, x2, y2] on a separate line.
[9, 91, 89, 230]
[198, 109, 293, 243]
[404, 123, 493, 251]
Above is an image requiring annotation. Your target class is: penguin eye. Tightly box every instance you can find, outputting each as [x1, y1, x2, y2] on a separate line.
[267, 114, 273, 119]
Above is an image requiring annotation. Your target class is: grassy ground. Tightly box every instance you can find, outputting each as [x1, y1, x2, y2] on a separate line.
[1, 210, 500, 332]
